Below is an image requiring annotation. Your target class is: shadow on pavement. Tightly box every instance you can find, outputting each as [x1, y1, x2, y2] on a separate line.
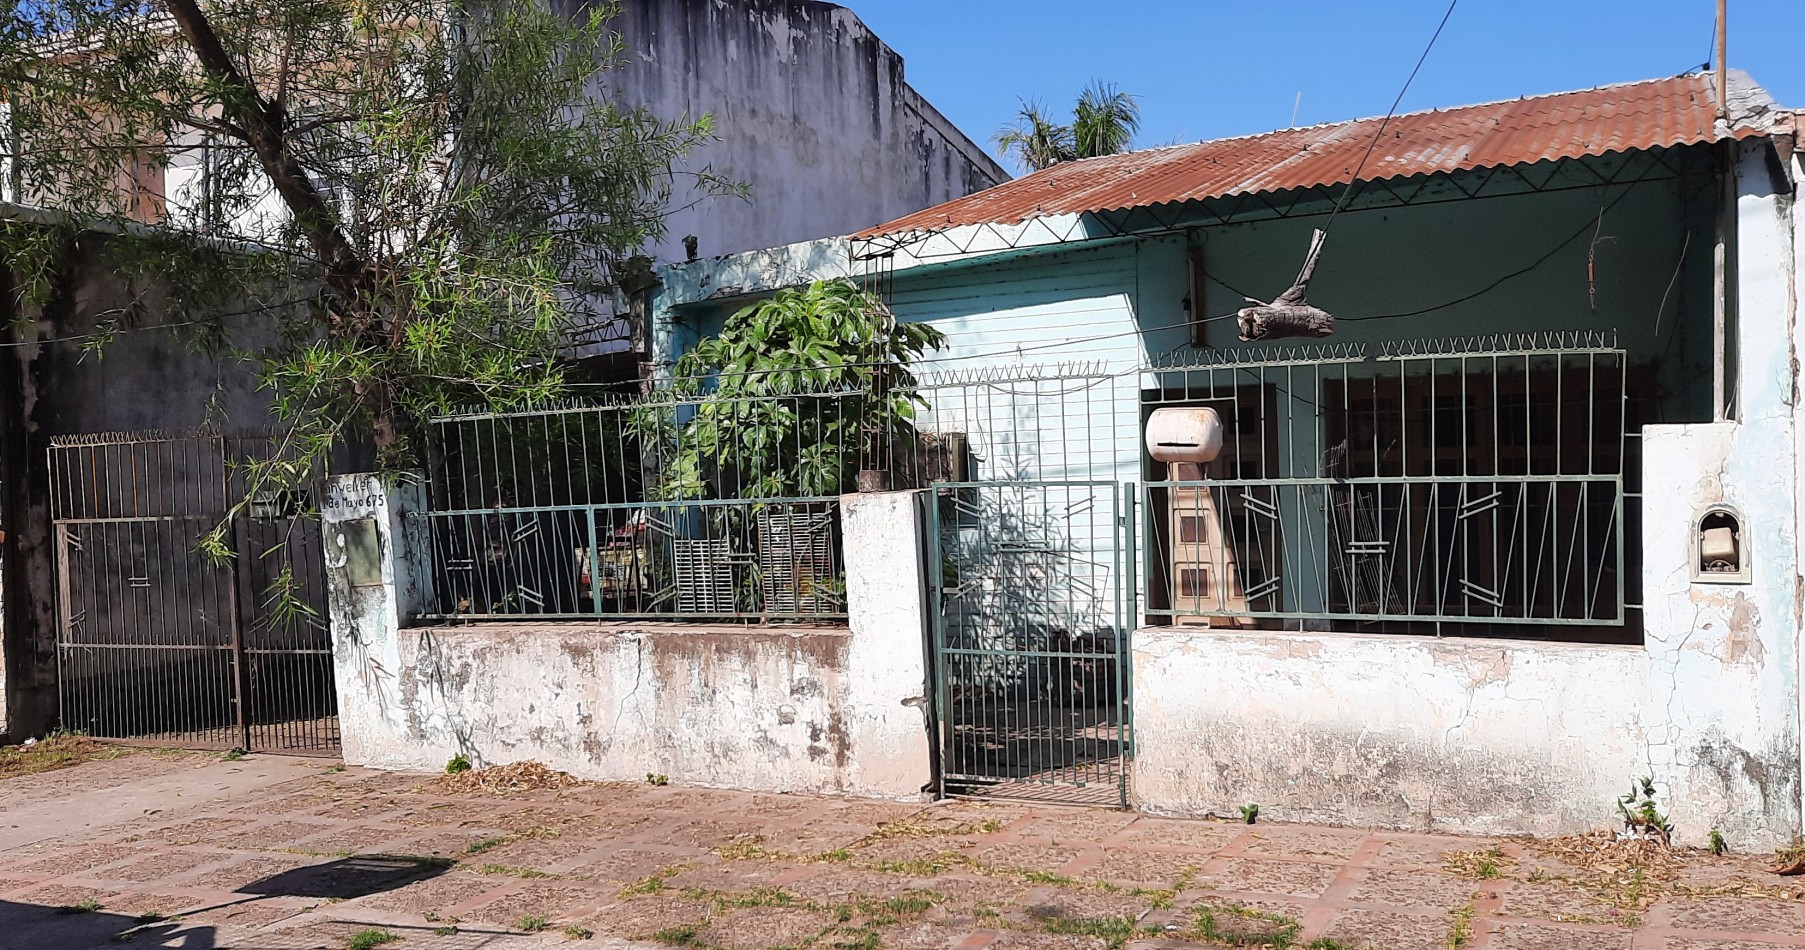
[0, 899, 216, 949]
[236, 853, 449, 900]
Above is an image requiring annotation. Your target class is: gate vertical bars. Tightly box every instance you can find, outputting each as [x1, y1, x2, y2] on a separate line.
[931, 480, 1131, 806]
[48, 428, 338, 753]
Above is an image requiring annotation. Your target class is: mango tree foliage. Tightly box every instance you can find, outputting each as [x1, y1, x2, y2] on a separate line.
[652, 279, 945, 500]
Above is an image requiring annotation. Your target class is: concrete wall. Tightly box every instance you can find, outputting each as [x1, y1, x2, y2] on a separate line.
[326, 482, 933, 799]
[595, 0, 1005, 268]
[1, 233, 282, 739]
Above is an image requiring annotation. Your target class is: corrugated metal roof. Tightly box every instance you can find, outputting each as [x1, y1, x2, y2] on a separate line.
[857, 71, 1789, 240]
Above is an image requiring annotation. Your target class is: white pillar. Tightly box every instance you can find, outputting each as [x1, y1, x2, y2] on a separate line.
[322, 473, 431, 766]
[839, 489, 934, 798]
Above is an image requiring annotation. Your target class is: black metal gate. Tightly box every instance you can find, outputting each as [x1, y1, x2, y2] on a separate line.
[928, 480, 1134, 806]
[49, 429, 338, 754]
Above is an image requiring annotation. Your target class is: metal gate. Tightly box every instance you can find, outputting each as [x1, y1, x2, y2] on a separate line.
[49, 429, 338, 754]
[928, 480, 1134, 805]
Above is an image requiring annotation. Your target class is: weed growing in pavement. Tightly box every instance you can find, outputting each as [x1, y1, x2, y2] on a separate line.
[1443, 846, 1510, 880]
[463, 836, 508, 855]
[476, 863, 554, 878]
[564, 924, 594, 940]
[445, 753, 472, 774]
[432, 925, 459, 936]
[1042, 914, 1141, 948]
[651, 923, 712, 947]
[517, 914, 550, 932]
[1194, 903, 1301, 947]
[133, 911, 168, 923]
[1618, 776, 1673, 844]
[620, 865, 684, 896]
[346, 931, 399, 950]
[55, 898, 103, 915]
[1238, 803, 1260, 824]
[1709, 829, 1728, 855]
[645, 772, 669, 786]
[1446, 901, 1477, 947]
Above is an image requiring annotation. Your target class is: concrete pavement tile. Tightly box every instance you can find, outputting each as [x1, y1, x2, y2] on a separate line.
[970, 843, 1084, 875]
[1345, 867, 1483, 908]
[1488, 921, 1635, 949]
[1103, 817, 1242, 853]
[1496, 879, 1621, 925]
[1238, 826, 1370, 861]
[694, 906, 844, 949]
[460, 881, 611, 926]
[1315, 906, 1454, 950]
[1653, 897, 1805, 935]
[1078, 847, 1205, 887]
[353, 869, 508, 915]
[89, 847, 231, 883]
[1198, 857, 1340, 897]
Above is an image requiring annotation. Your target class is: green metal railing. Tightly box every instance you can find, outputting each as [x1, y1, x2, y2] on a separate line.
[1141, 332, 1637, 632]
[422, 388, 867, 621]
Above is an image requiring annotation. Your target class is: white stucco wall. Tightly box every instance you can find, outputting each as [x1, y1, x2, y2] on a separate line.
[325, 482, 933, 800]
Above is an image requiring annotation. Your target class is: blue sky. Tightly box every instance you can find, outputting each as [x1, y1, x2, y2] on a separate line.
[847, 1, 1801, 167]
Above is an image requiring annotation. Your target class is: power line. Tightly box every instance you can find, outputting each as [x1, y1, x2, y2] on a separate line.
[1301, 0, 1459, 284]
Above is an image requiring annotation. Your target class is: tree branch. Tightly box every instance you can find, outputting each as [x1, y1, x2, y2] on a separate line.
[161, 0, 363, 297]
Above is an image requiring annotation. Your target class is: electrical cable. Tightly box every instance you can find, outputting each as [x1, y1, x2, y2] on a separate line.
[1298, 0, 1460, 284]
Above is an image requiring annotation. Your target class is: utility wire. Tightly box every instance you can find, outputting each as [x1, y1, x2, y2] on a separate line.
[1299, 0, 1459, 285]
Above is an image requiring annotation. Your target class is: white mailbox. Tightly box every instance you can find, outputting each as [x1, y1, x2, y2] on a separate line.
[1146, 407, 1224, 464]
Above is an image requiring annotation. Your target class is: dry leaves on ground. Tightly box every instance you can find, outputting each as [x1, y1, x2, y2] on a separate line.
[0, 734, 135, 780]
[430, 761, 586, 795]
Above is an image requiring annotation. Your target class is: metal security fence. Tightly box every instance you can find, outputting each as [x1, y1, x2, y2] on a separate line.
[422, 387, 868, 621]
[930, 480, 1134, 805]
[1142, 332, 1638, 635]
[49, 428, 337, 753]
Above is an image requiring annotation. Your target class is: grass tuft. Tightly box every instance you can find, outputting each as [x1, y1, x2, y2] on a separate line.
[346, 930, 399, 950]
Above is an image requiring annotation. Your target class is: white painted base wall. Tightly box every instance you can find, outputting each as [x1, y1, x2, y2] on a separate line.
[1132, 629, 1651, 837]
[350, 622, 928, 799]
[325, 483, 933, 801]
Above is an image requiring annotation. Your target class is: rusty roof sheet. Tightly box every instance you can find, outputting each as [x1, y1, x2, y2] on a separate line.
[857, 71, 1788, 240]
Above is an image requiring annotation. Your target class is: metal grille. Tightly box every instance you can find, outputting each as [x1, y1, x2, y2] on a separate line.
[48, 429, 337, 753]
[1143, 332, 1637, 635]
[930, 481, 1134, 805]
[423, 390, 854, 621]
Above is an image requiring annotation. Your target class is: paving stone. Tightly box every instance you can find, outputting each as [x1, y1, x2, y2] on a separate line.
[1106, 817, 1243, 853]
[1346, 867, 1483, 908]
[581, 893, 715, 940]
[1316, 906, 1455, 950]
[1496, 879, 1621, 925]
[970, 843, 1085, 875]
[352, 869, 506, 915]
[1198, 857, 1340, 897]
[1489, 922, 1635, 949]
[1081, 847, 1205, 887]
[1238, 825, 1370, 861]
[1013, 809, 1140, 844]
[1368, 834, 1483, 868]
[460, 880, 611, 925]
[1655, 897, 1805, 934]
[694, 906, 845, 949]
[91, 848, 230, 884]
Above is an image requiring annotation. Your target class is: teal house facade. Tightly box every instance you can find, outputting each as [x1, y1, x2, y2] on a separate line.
[647, 73, 1805, 843]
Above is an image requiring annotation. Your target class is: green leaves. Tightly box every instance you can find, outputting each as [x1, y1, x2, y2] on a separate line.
[657, 279, 942, 500]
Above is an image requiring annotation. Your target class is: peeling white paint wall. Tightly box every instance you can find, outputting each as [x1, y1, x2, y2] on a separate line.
[326, 483, 933, 800]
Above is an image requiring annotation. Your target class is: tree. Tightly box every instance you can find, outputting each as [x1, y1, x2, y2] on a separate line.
[0, 0, 728, 492]
[650, 279, 945, 500]
[991, 81, 1140, 173]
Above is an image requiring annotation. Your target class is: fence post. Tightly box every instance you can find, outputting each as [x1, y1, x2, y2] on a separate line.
[320, 473, 432, 766]
[840, 488, 934, 798]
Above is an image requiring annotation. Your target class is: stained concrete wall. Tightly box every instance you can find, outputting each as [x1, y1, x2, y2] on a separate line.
[592, 0, 1005, 268]
[0, 231, 284, 739]
[325, 482, 933, 799]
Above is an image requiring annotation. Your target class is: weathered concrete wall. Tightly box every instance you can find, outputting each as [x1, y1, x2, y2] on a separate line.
[1132, 631, 1650, 836]
[326, 482, 933, 799]
[1, 233, 282, 739]
[592, 0, 1004, 268]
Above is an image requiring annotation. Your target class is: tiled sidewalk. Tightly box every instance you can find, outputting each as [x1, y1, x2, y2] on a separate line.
[2, 754, 1804, 949]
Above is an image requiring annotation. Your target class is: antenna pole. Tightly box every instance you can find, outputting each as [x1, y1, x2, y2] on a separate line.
[1716, 0, 1728, 121]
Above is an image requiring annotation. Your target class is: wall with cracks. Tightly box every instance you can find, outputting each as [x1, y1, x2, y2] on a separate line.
[1133, 139, 1805, 848]
[324, 480, 933, 800]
